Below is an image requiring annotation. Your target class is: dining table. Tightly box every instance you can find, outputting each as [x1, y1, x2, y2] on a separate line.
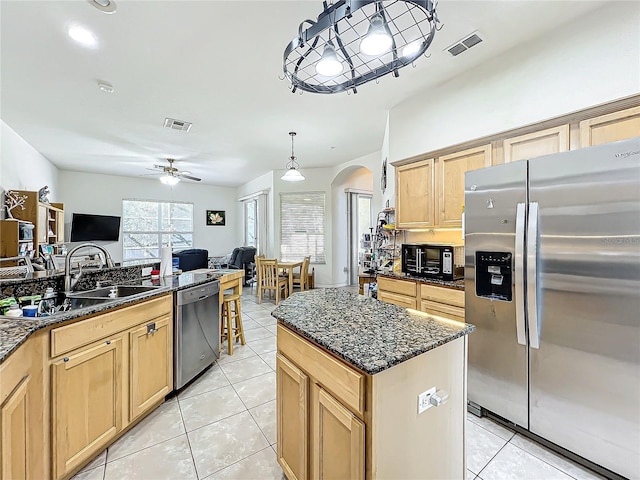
[278, 260, 303, 296]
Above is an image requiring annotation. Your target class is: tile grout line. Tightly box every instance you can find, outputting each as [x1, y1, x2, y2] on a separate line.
[505, 437, 584, 480]
[175, 393, 201, 479]
[203, 445, 276, 480]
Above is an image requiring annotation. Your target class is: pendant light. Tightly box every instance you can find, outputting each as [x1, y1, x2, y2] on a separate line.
[283, 0, 439, 94]
[281, 132, 305, 182]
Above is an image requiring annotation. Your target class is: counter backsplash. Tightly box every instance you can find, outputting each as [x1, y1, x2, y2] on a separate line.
[0, 262, 158, 300]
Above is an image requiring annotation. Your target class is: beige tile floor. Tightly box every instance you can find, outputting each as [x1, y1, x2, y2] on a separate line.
[73, 287, 606, 480]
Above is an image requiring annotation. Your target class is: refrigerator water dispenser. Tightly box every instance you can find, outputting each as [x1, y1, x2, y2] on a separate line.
[475, 251, 512, 301]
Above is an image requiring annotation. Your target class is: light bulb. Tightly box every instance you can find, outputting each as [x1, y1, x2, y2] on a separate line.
[316, 41, 343, 77]
[160, 175, 180, 186]
[360, 14, 392, 56]
[402, 40, 422, 58]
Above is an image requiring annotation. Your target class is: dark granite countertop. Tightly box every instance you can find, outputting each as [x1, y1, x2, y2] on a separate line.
[0, 269, 237, 364]
[271, 288, 474, 375]
[377, 271, 465, 290]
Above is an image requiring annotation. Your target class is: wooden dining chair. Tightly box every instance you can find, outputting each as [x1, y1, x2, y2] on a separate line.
[253, 254, 265, 291]
[292, 256, 311, 291]
[257, 258, 288, 305]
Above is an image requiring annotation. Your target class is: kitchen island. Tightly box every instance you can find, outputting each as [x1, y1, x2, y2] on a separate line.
[271, 289, 474, 480]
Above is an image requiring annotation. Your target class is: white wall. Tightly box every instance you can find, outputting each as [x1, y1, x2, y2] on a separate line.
[59, 171, 239, 264]
[331, 166, 374, 286]
[388, 1, 640, 163]
[1, 120, 60, 214]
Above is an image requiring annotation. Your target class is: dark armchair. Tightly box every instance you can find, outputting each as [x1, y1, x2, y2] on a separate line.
[224, 246, 257, 284]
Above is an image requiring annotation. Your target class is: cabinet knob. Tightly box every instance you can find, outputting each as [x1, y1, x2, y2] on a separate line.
[146, 323, 157, 335]
[105, 340, 111, 345]
[63, 357, 69, 362]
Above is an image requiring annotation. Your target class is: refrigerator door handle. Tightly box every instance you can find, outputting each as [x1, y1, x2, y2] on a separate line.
[514, 202, 527, 346]
[527, 202, 541, 349]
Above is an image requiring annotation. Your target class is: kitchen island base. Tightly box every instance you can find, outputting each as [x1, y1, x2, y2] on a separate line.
[277, 323, 467, 480]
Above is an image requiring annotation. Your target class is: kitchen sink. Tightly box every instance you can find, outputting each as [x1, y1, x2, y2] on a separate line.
[66, 285, 161, 299]
[64, 285, 163, 309]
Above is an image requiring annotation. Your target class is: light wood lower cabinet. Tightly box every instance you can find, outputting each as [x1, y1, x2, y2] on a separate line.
[276, 354, 308, 480]
[277, 323, 467, 479]
[0, 331, 48, 480]
[129, 314, 173, 421]
[52, 336, 124, 479]
[311, 384, 364, 480]
[377, 276, 465, 322]
[50, 294, 173, 479]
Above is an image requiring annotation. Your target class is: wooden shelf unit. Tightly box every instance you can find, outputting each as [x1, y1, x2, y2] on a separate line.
[7, 190, 64, 258]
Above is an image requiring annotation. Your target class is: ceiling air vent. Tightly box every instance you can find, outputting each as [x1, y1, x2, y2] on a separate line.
[163, 118, 192, 132]
[446, 32, 483, 57]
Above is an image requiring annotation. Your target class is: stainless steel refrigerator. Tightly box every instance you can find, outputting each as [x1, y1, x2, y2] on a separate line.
[464, 138, 640, 479]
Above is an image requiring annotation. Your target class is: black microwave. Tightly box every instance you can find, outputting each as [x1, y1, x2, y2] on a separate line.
[401, 243, 464, 281]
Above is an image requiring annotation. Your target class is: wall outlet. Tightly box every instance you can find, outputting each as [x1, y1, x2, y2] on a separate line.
[418, 387, 436, 414]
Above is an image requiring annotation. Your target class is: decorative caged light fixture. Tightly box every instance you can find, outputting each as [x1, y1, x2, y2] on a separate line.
[283, 0, 440, 94]
[281, 132, 306, 182]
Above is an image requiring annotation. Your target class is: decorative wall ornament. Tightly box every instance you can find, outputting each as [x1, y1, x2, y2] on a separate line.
[207, 210, 226, 226]
[4, 190, 28, 219]
[38, 185, 51, 203]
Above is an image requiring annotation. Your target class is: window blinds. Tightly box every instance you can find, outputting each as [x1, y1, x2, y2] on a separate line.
[280, 192, 326, 263]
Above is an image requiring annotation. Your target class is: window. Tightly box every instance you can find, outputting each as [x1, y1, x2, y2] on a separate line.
[280, 192, 325, 263]
[122, 199, 193, 261]
[244, 199, 257, 247]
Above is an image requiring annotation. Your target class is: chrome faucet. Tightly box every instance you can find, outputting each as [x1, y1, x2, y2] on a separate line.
[64, 243, 115, 293]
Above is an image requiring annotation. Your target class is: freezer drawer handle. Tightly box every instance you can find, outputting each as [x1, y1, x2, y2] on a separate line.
[527, 202, 541, 349]
[514, 202, 527, 346]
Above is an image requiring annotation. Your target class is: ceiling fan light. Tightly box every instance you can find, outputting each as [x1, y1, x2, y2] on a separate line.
[160, 174, 180, 186]
[281, 168, 306, 182]
[360, 14, 392, 56]
[316, 41, 343, 77]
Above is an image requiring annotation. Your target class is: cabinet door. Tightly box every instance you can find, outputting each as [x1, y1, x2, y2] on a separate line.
[503, 125, 569, 163]
[56, 211, 65, 243]
[579, 106, 640, 147]
[311, 384, 364, 480]
[1, 376, 30, 480]
[438, 145, 491, 228]
[396, 159, 435, 229]
[129, 315, 172, 421]
[52, 337, 124, 479]
[276, 353, 309, 480]
[37, 205, 47, 244]
[378, 291, 417, 310]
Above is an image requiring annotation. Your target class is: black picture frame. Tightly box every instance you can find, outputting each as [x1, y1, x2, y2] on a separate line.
[206, 210, 226, 226]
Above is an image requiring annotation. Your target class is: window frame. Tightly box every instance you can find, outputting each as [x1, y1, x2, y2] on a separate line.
[121, 198, 194, 262]
[279, 191, 326, 264]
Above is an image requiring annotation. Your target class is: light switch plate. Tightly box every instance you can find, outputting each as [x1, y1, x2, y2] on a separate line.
[418, 387, 436, 414]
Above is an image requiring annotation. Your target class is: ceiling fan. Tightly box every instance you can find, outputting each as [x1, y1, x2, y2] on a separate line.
[145, 158, 201, 185]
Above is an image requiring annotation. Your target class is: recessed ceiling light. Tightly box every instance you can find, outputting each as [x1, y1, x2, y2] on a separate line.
[67, 24, 98, 48]
[87, 0, 117, 14]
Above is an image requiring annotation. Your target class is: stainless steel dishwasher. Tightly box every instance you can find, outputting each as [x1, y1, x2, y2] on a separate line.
[174, 280, 220, 390]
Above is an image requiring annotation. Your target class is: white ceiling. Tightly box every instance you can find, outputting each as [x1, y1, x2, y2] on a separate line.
[1, 0, 606, 187]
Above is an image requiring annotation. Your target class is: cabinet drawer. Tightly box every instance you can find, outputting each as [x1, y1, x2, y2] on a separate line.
[277, 325, 365, 416]
[377, 277, 416, 297]
[51, 294, 172, 358]
[378, 291, 417, 310]
[420, 284, 464, 307]
[420, 300, 465, 322]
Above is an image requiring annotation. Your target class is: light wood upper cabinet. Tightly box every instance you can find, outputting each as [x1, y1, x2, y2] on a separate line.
[396, 158, 435, 229]
[129, 315, 173, 421]
[579, 106, 640, 147]
[311, 384, 365, 480]
[276, 353, 309, 480]
[503, 125, 570, 163]
[438, 144, 491, 228]
[52, 336, 125, 480]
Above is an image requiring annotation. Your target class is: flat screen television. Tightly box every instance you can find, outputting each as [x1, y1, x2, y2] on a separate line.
[70, 213, 121, 242]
